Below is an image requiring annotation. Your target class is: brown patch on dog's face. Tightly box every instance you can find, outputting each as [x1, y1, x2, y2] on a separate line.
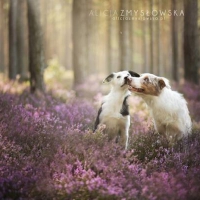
[141, 77, 161, 96]
[128, 75, 166, 96]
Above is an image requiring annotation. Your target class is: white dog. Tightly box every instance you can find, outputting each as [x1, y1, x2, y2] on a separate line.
[94, 70, 140, 149]
[128, 73, 192, 145]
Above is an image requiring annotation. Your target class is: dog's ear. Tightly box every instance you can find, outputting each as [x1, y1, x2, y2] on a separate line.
[103, 73, 114, 83]
[158, 79, 166, 90]
[129, 71, 140, 77]
[159, 77, 171, 89]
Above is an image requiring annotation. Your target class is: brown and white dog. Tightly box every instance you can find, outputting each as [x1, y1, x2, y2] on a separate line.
[127, 73, 192, 145]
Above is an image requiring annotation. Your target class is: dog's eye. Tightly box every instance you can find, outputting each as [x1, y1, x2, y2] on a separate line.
[117, 76, 121, 79]
[144, 77, 149, 82]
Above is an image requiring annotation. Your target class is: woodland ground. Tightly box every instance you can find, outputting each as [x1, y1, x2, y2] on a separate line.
[0, 66, 200, 200]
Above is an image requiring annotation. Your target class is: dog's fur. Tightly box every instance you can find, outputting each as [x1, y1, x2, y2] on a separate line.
[94, 71, 140, 149]
[128, 73, 192, 145]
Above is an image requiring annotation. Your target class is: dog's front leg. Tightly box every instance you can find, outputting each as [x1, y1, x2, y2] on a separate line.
[125, 117, 130, 150]
[119, 129, 126, 149]
[120, 128, 129, 150]
[120, 120, 130, 150]
[125, 126, 129, 150]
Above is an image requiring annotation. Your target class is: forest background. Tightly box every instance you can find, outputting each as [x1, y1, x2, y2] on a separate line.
[0, 0, 200, 199]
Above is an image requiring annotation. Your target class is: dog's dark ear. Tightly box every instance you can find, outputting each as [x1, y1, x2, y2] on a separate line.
[129, 71, 140, 77]
[103, 73, 114, 83]
[158, 79, 166, 90]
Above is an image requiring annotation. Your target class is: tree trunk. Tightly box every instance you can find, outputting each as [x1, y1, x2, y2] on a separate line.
[108, 0, 119, 73]
[64, 0, 72, 70]
[158, 0, 163, 76]
[0, 0, 5, 72]
[17, 0, 28, 81]
[149, 0, 154, 73]
[119, 0, 132, 70]
[72, 0, 87, 86]
[9, 0, 18, 79]
[87, 0, 97, 74]
[27, 0, 45, 93]
[156, 0, 160, 75]
[142, 9, 147, 72]
[107, 0, 113, 73]
[171, 0, 178, 81]
[142, 0, 149, 72]
[184, 0, 199, 84]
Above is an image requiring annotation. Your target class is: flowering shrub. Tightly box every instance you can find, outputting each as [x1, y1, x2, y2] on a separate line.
[0, 80, 200, 199]
[179, 82, 200, 122]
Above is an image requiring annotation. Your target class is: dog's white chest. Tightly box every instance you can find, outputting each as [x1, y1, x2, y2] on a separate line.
[100, 92, 130, 129]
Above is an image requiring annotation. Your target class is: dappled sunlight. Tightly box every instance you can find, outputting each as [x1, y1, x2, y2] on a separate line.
[44, 58, 74, 90]
[44, 58, 75, 101]
[0, 73, 29, 94]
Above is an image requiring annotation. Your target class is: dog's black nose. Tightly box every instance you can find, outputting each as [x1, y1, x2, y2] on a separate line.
[124, 76, 132, 84]
[124, 76, 129, 84]
[124, 76, 129, 79]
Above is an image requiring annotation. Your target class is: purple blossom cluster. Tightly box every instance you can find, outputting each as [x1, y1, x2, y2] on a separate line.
[179, 83, 200, 122]
[0, 83, 200, 200]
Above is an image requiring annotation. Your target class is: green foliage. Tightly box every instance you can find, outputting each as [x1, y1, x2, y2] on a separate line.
[44, 58, 75, 101]
[45, 58, 73, 90]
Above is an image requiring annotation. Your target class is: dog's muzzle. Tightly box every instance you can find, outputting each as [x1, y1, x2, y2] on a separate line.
[125, 76, 132, 84]
[121, 76, 132, 87]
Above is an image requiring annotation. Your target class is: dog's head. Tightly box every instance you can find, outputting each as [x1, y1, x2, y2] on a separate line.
[128, 73, 171, 96]
[103, 71, 140, 90]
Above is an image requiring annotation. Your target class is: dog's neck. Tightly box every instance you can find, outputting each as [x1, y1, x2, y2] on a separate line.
[140, 87, 170, 107]
[103, 87, 131, 115]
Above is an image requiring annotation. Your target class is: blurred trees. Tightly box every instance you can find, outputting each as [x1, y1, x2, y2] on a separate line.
[27, 0, 45, 93]
[9, 0, 28, 81]
[149, 0, 154, 73]
[9, 0, 18, 79]
[72, 0, 87, 86]
[87, 0, 98, 74]
[108, 0, 120, 73]
[184, 0, 199, 84]
[171, 0, 178, 82]
[17, 0, 28, 81]
[0, 0, 5, 72]
[119, 0, 132, 70]
[0, 0, 200, 89]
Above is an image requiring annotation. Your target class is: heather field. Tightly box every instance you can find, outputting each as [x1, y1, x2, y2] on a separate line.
[1, 75, 200, 200]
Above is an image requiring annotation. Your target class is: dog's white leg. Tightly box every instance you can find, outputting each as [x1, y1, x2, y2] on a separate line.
[125, 128, 129, 150]
[125, 117, 130, 150]
[118, 126, 129, 150]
